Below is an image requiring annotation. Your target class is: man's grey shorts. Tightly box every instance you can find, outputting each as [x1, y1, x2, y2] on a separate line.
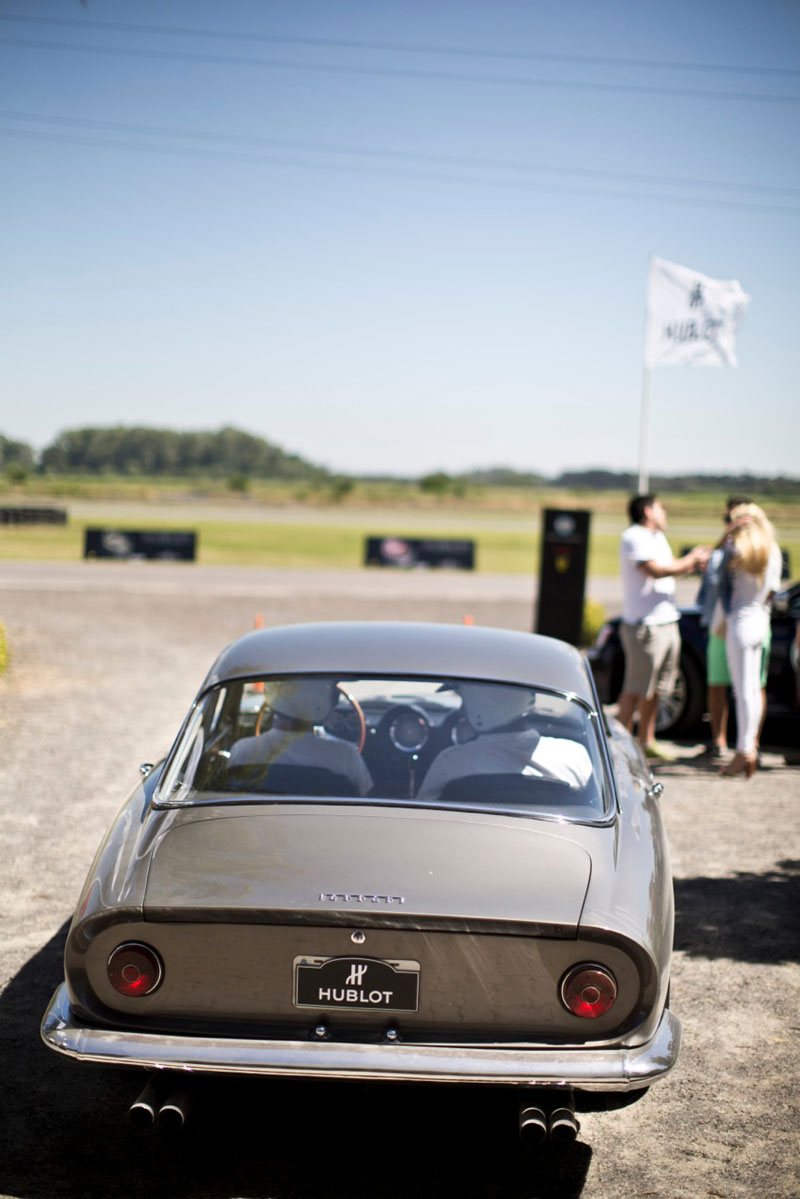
[620, 620, 680, 699]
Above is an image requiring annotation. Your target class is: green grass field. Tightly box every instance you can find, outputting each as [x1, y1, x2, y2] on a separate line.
[2, 480, 799, 576]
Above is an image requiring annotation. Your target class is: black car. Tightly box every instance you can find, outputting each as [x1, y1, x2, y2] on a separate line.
[587, 581, 800, 737]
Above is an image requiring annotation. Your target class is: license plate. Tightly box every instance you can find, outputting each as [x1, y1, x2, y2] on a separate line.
[294, 955, 420, 1012]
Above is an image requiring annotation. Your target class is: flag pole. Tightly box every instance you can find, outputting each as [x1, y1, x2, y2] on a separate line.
[638, 254, 655, 493]
[638, 364, 651, 493]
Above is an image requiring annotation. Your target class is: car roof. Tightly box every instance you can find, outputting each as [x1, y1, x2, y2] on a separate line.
[201, 621, 597, 707]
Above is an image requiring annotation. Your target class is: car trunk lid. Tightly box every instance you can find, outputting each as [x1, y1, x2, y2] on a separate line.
[143, 805, 591, 934]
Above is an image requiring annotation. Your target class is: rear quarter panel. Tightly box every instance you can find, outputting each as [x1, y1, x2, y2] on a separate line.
[578, 720, 674, 1043]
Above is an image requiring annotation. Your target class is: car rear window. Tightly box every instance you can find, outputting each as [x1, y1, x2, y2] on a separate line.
[156, 674, 612, 822]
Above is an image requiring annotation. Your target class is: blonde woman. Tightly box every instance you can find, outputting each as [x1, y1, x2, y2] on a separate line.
[718, 504, 782, 777]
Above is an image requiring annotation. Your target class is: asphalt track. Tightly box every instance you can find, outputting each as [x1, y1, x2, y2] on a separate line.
[0, 563, 798, 1199]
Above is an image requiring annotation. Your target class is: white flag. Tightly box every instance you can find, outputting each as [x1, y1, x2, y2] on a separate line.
[645, 256, 750, 368]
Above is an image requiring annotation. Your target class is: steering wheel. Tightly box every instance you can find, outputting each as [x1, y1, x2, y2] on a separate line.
[335, 684, 367, 753]
[254, 702, 273, 737]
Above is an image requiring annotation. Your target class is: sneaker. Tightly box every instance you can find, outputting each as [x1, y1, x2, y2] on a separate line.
[644, 741, 676, 762]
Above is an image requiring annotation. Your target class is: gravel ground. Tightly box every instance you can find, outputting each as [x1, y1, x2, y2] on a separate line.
[0, 563, 798, 1199]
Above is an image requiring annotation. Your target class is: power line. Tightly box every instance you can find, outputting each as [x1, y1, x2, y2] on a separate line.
[2, 109, 798, 199]
[3, 126, 798, 216]
[2, 35, 799, 104]
[1, 11, 798, 79]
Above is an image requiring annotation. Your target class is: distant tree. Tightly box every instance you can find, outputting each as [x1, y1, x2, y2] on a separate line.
[554, 469, 637, 491]
[459, 467, 546, 487]
[0, 435, 36, 472]
[419, 471, 452, 495]
[327, 476, 354, 503]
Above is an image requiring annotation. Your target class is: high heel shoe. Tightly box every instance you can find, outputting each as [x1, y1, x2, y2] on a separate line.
[720, 752, 757, 779]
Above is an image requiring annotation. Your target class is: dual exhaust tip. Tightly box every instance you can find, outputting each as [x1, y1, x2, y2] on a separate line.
[128, 1077, 192, 1132]
[519, 1097, 580, 1146]
[130, 1077, 580, 1144]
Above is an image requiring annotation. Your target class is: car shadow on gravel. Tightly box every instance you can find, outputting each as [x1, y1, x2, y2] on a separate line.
[1, 923, 593, 1199]
[674, 859, 800, 963]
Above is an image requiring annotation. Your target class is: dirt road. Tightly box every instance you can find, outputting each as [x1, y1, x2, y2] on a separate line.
[1, 563, 797, 1199]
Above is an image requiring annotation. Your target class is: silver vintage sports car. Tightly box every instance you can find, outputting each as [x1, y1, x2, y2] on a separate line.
[42, 621, 679, 1143]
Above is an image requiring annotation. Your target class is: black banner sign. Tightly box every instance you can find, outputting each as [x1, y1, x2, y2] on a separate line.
[365, 536, 475, 570]
[0, 507, 67, 525]
[83, 528, 197, 561]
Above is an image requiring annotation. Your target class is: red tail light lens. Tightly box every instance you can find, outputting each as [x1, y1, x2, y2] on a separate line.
[560, 964, 617, 1018]
[107, 942, 163, 997]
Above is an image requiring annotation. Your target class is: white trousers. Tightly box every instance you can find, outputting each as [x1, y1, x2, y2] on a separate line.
[726, 611, 768, 755]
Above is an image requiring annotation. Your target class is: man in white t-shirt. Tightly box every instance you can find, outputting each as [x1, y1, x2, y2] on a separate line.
[618, 495, 709, 758]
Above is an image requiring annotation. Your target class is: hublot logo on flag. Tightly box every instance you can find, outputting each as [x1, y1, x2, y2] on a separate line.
[645, 256, 750, 368]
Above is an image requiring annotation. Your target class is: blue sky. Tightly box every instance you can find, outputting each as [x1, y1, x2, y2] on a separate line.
[2, 0, 799, 478]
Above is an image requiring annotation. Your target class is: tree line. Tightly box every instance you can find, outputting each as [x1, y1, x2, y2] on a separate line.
[1, 427, 797, 493]
[1, 426, 327, 481]
[551, 469, 800, 495]
[424, 466, 800, 495]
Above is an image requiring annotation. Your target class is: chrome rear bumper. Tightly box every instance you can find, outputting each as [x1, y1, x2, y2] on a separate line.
[41, 984, 680, 1091]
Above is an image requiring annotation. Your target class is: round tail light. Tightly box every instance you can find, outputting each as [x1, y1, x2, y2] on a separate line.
[107, 942, 163, 997]
[560, 964, 617, 1018]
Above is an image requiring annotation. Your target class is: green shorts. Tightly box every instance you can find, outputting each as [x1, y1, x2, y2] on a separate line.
[707, 626, 772, 689]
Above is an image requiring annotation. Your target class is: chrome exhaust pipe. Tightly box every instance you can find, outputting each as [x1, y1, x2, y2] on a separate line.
[128, 1077, 162, 1129]
[157, 1087, 192, 1131]
[548, 1097, 580, 1144]
[519, 1102, 548, 1146]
